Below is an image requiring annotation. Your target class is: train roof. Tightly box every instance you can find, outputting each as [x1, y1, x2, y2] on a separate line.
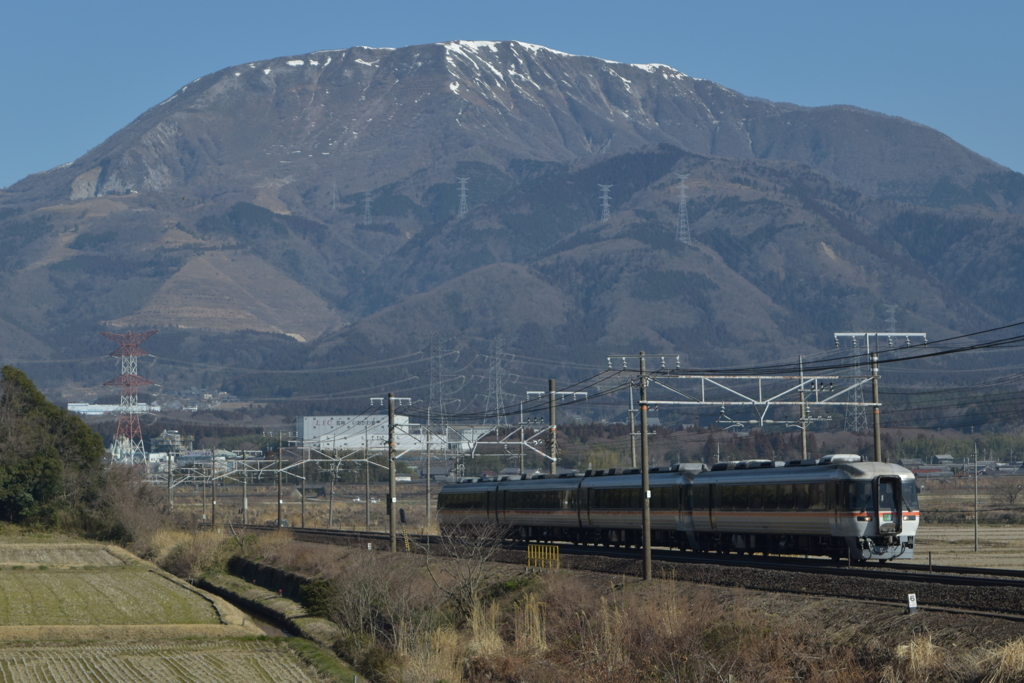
[696, 458, 914, 484]
[438, 463, 705, 493]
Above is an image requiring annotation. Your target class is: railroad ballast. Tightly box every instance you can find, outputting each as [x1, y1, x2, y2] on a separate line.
[438, 455, 919, 562]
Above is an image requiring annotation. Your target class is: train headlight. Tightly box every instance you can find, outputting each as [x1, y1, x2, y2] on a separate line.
[856, 515, 872, 522]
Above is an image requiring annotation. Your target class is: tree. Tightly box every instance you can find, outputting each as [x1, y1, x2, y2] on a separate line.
[0, 366, 105, 524]
[990, 475, 1024, 508]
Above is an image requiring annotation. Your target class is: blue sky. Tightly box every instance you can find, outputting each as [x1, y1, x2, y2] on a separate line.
[2, 1, 1022, 190]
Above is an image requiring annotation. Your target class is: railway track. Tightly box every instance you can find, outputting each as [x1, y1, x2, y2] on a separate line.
[222, 523, 1024, 618]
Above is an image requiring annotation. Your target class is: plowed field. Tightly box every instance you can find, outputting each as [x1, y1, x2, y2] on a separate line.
[0, 641, 323, 683]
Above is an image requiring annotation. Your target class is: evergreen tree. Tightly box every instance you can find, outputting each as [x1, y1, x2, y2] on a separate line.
[0, 366, 104, 524]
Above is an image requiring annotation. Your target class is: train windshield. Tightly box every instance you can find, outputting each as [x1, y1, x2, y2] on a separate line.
[878, 481, 896, 510]
[902, 480, 919, 511]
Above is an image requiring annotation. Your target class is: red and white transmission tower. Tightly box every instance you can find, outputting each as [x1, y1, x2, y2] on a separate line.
[101, 330, 157, 463]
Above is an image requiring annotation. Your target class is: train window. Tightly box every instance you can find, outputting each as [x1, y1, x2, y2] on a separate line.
[762, 484, 778, 510]
[878, 481, 896, 509]
[809, 483, 826, 510]
[844, 482, 872, 511]
[902, 481, 919, 511]
[694, 485, 709, 509]
[719, 485, 734, 510]
[778, 484, 794, 509]
[683, 485, 692, 511]
[733, 485, 748, 509]
[748, 484, 763, 510]
[652, 486, 679, 510]
[794, 483, 810, 510]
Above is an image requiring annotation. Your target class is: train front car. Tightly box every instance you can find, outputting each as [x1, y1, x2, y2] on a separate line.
[837, 459, 920, 562]
[691, 455, 919, 562]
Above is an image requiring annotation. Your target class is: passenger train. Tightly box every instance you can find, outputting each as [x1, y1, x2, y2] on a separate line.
[437, 454, 919, 562]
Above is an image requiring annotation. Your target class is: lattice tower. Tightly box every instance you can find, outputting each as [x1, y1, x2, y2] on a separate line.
[885, 305, 898, 334]
[484, 337, 518, 427]
[676, 173, 692, 245]
[598, 184, 613, 221]
[101, 330, 156, 463]
[457, 177, 469, 217]
[843, 337, 869, 433]
[363, 191, 372, 224]
[428, 335, 461, 425]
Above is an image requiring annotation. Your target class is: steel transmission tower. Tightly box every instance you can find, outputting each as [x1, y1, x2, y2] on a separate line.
[843, 337, 869, 433]
[457, 177, 469, 217]
[676, 173, 692, 245]
[885, 305, 898, 334]
[484, 337, 517, 426]
[598, 184, 613, 221]
[428, 335, 460, 425]
[101, 330, 157, 463]
[363, 191, 372, 224]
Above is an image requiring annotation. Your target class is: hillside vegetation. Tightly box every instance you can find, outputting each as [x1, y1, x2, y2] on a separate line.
[0, 366, 161, 545]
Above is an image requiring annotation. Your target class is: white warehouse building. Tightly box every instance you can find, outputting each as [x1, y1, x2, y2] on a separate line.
[296, 415, 490, 453]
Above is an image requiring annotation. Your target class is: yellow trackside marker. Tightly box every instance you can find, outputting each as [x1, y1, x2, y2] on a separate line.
[527, 543, 560, 570]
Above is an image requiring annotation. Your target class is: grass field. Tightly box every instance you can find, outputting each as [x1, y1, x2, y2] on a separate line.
[0, 544, 123, 567]
[914, 523, 1024, 569]
[0, 567, 220, 626]
[0, 640, 325, 683]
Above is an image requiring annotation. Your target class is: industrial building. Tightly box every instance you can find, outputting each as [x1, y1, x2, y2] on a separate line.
[295, 415, 490, 453]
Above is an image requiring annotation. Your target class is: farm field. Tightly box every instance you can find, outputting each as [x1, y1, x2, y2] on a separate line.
[914, 523, 1024, 569]
[0, 537, 354, 681]
[0, 567, 219, 626]
[0, 641, 324, 683]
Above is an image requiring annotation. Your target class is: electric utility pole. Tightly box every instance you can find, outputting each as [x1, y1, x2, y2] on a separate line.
[389, 393, 397, 551]
[277, 432, 284, 527]
[639, 352, 652, 581]
[607, 352, 653, 581]
[834, 332, 927, 462]
[548, 379, 557, 475]
[372, 394, 411, 551]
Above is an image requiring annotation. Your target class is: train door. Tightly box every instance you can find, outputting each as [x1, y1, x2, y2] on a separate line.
[708, 484, 717, 530]
[875, 476, 903, 535]
[829, 481, 843, 537]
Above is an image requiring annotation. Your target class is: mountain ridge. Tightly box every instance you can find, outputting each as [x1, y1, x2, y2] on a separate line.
[1, 40, 1023, 405]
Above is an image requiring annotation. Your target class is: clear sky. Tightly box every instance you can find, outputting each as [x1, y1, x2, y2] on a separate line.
[2, 1, 1022, 190]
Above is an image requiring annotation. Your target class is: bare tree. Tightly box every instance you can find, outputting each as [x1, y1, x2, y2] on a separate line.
[990, 475, 1024, 508]
[424, 519, 511, 617]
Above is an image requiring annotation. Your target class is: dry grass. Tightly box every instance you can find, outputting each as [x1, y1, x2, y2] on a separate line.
[396, 627, 464, 683]
[467, 600, 502, 657]
[881, 637, 1024, 682]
